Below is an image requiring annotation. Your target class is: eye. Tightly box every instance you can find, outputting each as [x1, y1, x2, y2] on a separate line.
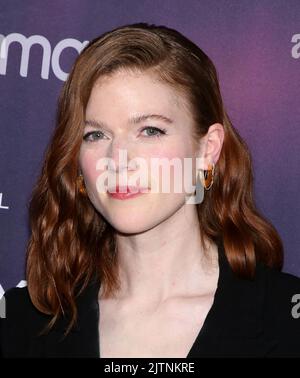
[83, 130, 107, 142]
[140, 126, 167, 138]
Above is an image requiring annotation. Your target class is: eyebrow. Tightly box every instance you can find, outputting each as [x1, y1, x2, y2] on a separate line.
[84, 114, 174, 129]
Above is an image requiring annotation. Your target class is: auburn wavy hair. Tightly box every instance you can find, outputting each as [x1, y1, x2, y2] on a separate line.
[26, 22, 283, 336]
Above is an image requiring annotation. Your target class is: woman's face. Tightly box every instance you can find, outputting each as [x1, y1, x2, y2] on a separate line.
[79, 69, 202, 233]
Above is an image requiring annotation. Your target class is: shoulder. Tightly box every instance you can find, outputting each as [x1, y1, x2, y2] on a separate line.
[220, 252, 300, 357]
[1, 285, 31, 311]
[255, 263, 300, 356]
[0, 286, 50, 357]
[1, 285, 42, 320]
[228, 258, 300, 311]
[256, 263, 300, 312]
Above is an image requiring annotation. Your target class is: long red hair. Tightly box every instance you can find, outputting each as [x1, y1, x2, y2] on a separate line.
[26, 22, 283, 335]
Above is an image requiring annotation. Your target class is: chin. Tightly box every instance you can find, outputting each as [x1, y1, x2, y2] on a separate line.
[98, 204, 164, 235]
[90, 193, 185, 234]
[107, 217, 157, 235]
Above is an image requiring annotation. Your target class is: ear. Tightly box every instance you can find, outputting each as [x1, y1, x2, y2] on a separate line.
[195, 123, 224, 170]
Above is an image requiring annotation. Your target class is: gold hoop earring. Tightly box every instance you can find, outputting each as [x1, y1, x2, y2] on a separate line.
[77, 174, 87, 195]
[201, 163, 215, 190]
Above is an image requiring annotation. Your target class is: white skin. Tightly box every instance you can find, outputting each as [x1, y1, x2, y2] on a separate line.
[79, 69, 224, 307]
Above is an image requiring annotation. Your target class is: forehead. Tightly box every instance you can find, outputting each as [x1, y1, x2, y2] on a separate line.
[86, 70, 188, 115]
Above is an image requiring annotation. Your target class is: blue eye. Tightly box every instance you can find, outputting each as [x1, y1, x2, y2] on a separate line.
[83, 131, 106, 142]
[141, 126, 167, 138]
[83, 126, 167, 142]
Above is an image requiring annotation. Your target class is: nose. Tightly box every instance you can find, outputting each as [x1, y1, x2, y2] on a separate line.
[107, 137, 135, 173]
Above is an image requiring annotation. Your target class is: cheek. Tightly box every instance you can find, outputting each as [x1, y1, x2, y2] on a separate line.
[145, 144, 191, 193]
[144, 141, 188, 165]
[79, 149, 104, 189]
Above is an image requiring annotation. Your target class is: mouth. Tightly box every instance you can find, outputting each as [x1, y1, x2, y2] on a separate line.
[107, 185, 149, 200]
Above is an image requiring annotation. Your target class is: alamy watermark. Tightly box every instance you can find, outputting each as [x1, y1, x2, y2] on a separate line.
[91, 150, 210, 205]
[291, 294, 300, 319]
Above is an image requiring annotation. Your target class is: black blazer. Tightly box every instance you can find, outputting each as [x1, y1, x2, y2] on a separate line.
[1, 240, 300, 358]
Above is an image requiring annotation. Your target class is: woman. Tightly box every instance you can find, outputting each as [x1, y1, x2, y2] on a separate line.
[1, 22, 300, 358]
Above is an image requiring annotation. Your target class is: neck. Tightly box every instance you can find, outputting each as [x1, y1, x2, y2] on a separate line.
[111, 204, 219, 305]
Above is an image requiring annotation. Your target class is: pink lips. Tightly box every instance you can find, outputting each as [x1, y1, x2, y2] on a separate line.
[107, 185, 149, 200]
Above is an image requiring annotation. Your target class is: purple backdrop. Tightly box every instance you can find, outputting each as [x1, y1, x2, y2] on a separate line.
[1, 0, 300, 293]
